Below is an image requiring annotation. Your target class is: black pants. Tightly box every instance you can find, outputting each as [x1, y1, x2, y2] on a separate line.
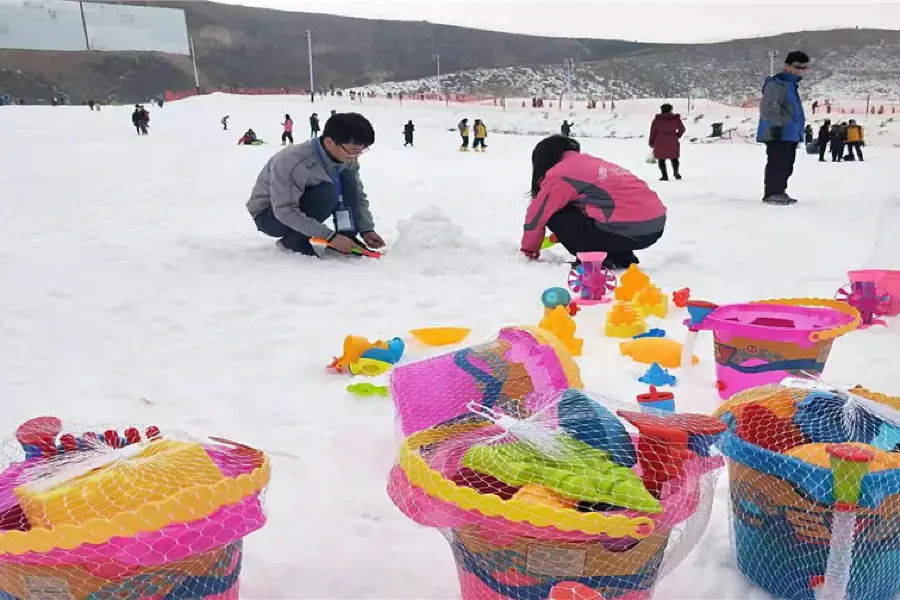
[310, 129, 319, 138]
[460, 135, 469, 148]
[546, 205, 663, 269]
[473, 138, 486, 149]
[404, 134, 413, 146]
[253, 177, 360, 256]
[658, 158, 680, 179]
[763, 142, 797, 197]
[281, 131, 294, 144]
[818, 140, 828, 161]
[847, 142, 864, 161]
[831, 142, 845, 162]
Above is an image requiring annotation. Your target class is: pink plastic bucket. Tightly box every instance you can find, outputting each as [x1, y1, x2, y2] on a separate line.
[696, 303, 857, 399]
[848, 269, 900, 315]
[389, 327, 582, 436]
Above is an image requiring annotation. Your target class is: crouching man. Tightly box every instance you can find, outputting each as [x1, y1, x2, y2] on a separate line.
[246, 112, 385, 256]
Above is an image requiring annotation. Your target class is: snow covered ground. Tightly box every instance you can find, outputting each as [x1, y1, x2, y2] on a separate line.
[1, 93, 899, 599]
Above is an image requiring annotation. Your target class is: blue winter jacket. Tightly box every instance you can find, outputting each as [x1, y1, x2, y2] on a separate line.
[756, 72, 805, 143]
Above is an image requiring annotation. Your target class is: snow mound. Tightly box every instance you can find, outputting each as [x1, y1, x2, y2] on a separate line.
[392, 207, 471, 254]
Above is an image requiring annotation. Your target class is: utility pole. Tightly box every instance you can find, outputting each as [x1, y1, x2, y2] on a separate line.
[306, 30, 315, 102]
[768, 50, 778, 77]
[189, 35, 200, 94]
[434, 54, 441, 80]
[78, 0, 90, 51]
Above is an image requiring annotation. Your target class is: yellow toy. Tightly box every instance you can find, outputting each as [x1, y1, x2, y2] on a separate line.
[409, 327, 471, 346]
[539, 305, 583, 357]
[619, 338, 698, 369]
[16, 440, 224, 528]
[349, 358, 393, 376]
[634, 285, 668, 319]
[614, 264, 651, 301]
[605, 303, 647, 338]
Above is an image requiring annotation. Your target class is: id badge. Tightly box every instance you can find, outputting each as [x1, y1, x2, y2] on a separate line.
[333, 205, 354, 233]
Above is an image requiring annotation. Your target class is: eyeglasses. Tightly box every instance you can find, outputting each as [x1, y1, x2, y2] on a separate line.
[340, 143, 369, 157]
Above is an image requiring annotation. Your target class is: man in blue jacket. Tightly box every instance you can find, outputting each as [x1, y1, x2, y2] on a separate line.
[757, 51, 809, 205]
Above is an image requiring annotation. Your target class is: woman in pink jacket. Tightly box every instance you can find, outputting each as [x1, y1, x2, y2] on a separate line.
[521, 136, 667, 269]
[281, 114, 294, 145]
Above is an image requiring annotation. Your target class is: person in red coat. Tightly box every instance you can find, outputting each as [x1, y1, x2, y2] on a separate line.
[649, 103, 686, 181]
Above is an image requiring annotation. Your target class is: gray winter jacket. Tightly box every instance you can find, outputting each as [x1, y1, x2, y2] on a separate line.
[246, 139, 375, 238]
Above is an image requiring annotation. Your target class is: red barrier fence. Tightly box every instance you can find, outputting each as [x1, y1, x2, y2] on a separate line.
[163, 87, 498, 104]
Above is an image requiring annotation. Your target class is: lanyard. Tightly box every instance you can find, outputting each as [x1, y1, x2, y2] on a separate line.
[314, 138, 343, 205]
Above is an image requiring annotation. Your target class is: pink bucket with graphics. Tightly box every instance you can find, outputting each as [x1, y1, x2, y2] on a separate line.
[691, 300, 860, 399]
[848, 269, 900, 315]
[389, 327, 583, 436]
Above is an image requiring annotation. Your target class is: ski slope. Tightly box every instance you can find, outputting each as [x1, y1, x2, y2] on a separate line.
[1, 93, 899, 599]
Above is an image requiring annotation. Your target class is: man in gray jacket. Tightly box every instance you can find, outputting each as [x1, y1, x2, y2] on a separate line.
[247, 113, 384, 255]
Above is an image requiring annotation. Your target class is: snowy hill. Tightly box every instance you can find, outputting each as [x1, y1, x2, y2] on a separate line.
[360, 29, 900, 103]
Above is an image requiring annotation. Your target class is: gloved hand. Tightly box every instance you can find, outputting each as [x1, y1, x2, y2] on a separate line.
[521, 249, 540, 260]
[769, 126, 783, 141]
[330, 234, 363, 254]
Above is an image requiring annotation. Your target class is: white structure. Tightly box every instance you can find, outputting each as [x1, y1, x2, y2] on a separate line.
[0, 0, 189, 54]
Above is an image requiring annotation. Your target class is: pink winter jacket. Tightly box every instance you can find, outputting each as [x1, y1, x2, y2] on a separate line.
[521, 152, 667, 253]
[283, 118, 294, 133]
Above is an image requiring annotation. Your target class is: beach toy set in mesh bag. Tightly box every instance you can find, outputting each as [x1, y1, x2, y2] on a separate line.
[0, 416, 270, 600]
[387, 327, 726, 600]
[715, 381, 900, 600]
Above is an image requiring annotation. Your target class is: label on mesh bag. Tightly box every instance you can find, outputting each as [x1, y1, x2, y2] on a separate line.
[24, 577, 72, 600]
[525, 544, 587, 576]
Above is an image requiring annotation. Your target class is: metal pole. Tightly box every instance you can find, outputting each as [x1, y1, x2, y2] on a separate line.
[306, 30, 315, 102]
[434, 54, 441, 79]
[189, 35, 200, 93]
[78, 0, 90, 51]
[768, 50, 777, 77]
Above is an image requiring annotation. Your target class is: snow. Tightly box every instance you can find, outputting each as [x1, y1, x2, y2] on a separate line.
[1, 92, 899, 599]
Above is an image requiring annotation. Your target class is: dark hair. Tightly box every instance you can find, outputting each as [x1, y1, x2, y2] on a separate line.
[530, 135, 581, 198]
[322, 112, 375, 146]
[784, 50, 810, 65]
[660, 103, 673, 113]
[285, 114, 291, 119]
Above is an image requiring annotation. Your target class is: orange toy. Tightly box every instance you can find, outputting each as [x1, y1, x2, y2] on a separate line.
[605, 303, 647, 338]
[619, 338, 698, 368]
[539, 305, 583, 356]
[328, 335, 388, 373]
[634, 285, 668, 318]
[614, 264, 651, 301]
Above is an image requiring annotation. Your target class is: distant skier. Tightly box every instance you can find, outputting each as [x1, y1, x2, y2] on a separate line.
[561, 120, 573, 137]
[472, 119, 487, 152]
[281, 114, 294, 145]
[88, 100, 95, 111]
[131, 105, 142, 134]
[238, 129, 260, 145]
[804, 124, 814, 145]
[830, 122, 847, 162]
[310, 113, 320, 138]
[817, 120, 831, 162]
[132, 105, 149, 135]
[649, 103, 685, 181]
[221, 115, 230, 131]
[458, 118, 470, 151]
[404, 120, 415, 146]
[845, 119, 864, 161]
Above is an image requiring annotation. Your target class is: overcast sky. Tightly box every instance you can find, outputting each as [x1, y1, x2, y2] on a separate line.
[213, 1, 900, 43]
